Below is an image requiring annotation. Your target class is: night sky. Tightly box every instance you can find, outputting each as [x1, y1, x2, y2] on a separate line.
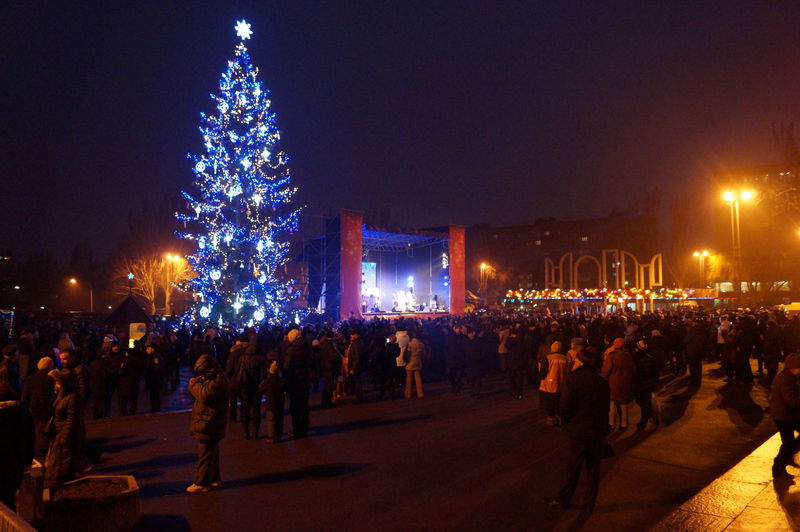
[3, 1, 800, 260]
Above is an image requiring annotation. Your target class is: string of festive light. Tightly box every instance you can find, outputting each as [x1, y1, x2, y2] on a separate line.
[504, 287, 713, 303]
[177, 20, 300, 324]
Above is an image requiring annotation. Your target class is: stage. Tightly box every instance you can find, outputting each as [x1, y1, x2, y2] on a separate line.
[362, 310, 451, 320]
[302, 210, 466, 320]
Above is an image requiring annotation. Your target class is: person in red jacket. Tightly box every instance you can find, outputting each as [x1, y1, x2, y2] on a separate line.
[601, 338, 636, 431]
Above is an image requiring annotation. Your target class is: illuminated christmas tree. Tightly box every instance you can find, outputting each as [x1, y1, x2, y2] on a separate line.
[178, 20, 299, 324]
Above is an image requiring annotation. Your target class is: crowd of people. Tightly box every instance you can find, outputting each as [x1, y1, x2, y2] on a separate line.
[1, 306, 798, 507]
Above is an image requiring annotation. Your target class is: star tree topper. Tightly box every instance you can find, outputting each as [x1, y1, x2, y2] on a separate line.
[235, 20, 253, 40]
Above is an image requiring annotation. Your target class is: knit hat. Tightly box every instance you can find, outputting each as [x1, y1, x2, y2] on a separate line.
[550, 341, 562, 353]
[287, 329, 301, 343]
[785, 353, 800, 370]
[571, 337, 585, 347]
[576, 348, 595, 366]
[37, 357, 54, 371]
[651, 330, 662, 337]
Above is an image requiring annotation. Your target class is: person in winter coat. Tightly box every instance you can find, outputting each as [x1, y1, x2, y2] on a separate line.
[225, 335, 250, 423]
[318, 333, 340, 407]
[770, 353, 800, 478]
[445, 326, 467, 394]
[89, 352, 110, 419]
[283, 329, 311, 439]
[45, 370, 88, 482]
[601, 338, 637, 430]
[721, 320, 738, 382]
[507, 327, 528, 399]
[187, 354, 229, 492]
[761, 321, 782, 385]
[118, 347, 144, 416]
[632, 339, 660, 429]
[144, 344, 166, 413]
[239, 345, 265, 439]
[405, 331, 425, 399]
[347, 330, 365, 403]
[539, 341, 569, 426]
[0, 381, 35, 508]
[106, 343, 123, 410]
[466, 328, 492, 397]
[0, 345, 22, 400]
[59, 348, 90, 401]
[734, 316, 757, 384]
[649, 330, 669, 373]
[22, 357, 55, 457]
[261, 361, 285, 443]
[683, 318, 707, 385]
[548, 350, 610, 514]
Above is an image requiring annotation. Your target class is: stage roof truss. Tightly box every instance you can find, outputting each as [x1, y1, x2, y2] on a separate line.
[361, 227, 447, 252]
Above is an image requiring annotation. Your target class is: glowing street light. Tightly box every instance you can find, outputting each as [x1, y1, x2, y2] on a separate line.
[693, 250, 710, 287]
[722, 189, 757, 292]
[479, 262, 494, 294]
[67, 277, 93, 313]
[162, 253, 187, 315]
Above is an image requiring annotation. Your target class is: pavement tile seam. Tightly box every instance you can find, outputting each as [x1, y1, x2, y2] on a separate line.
[648, 508, 733, 532]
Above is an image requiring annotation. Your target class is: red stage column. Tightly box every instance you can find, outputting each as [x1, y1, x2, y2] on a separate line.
[449, 225, 466, 315]
[340, 209, 364, 320]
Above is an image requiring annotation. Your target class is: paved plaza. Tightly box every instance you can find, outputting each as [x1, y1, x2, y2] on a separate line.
[85, 363, 777, 532]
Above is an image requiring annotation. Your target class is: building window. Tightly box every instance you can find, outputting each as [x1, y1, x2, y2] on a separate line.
[580, 236, 589, 242]
[535, 240, 542, 246]
[543, 231, 550, 236]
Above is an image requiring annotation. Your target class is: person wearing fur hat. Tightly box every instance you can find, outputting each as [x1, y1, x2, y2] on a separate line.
[187, 354, 229, 492]
[539, 341, 569, 426]
[770, 353, 800, 478]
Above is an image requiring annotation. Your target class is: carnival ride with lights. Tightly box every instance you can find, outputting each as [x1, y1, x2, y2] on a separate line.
[302, 210, 466, 320]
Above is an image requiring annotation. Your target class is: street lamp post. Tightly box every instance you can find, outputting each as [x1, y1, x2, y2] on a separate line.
[722, 190, 756, 293]
[693, 250, 709, 288]
[163, 253, 186, 316]
[479, 262, 495, 295]
[68, 277, 94, 313]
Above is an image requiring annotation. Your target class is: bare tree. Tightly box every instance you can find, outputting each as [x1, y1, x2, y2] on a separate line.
[112, 255, 162, 314]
